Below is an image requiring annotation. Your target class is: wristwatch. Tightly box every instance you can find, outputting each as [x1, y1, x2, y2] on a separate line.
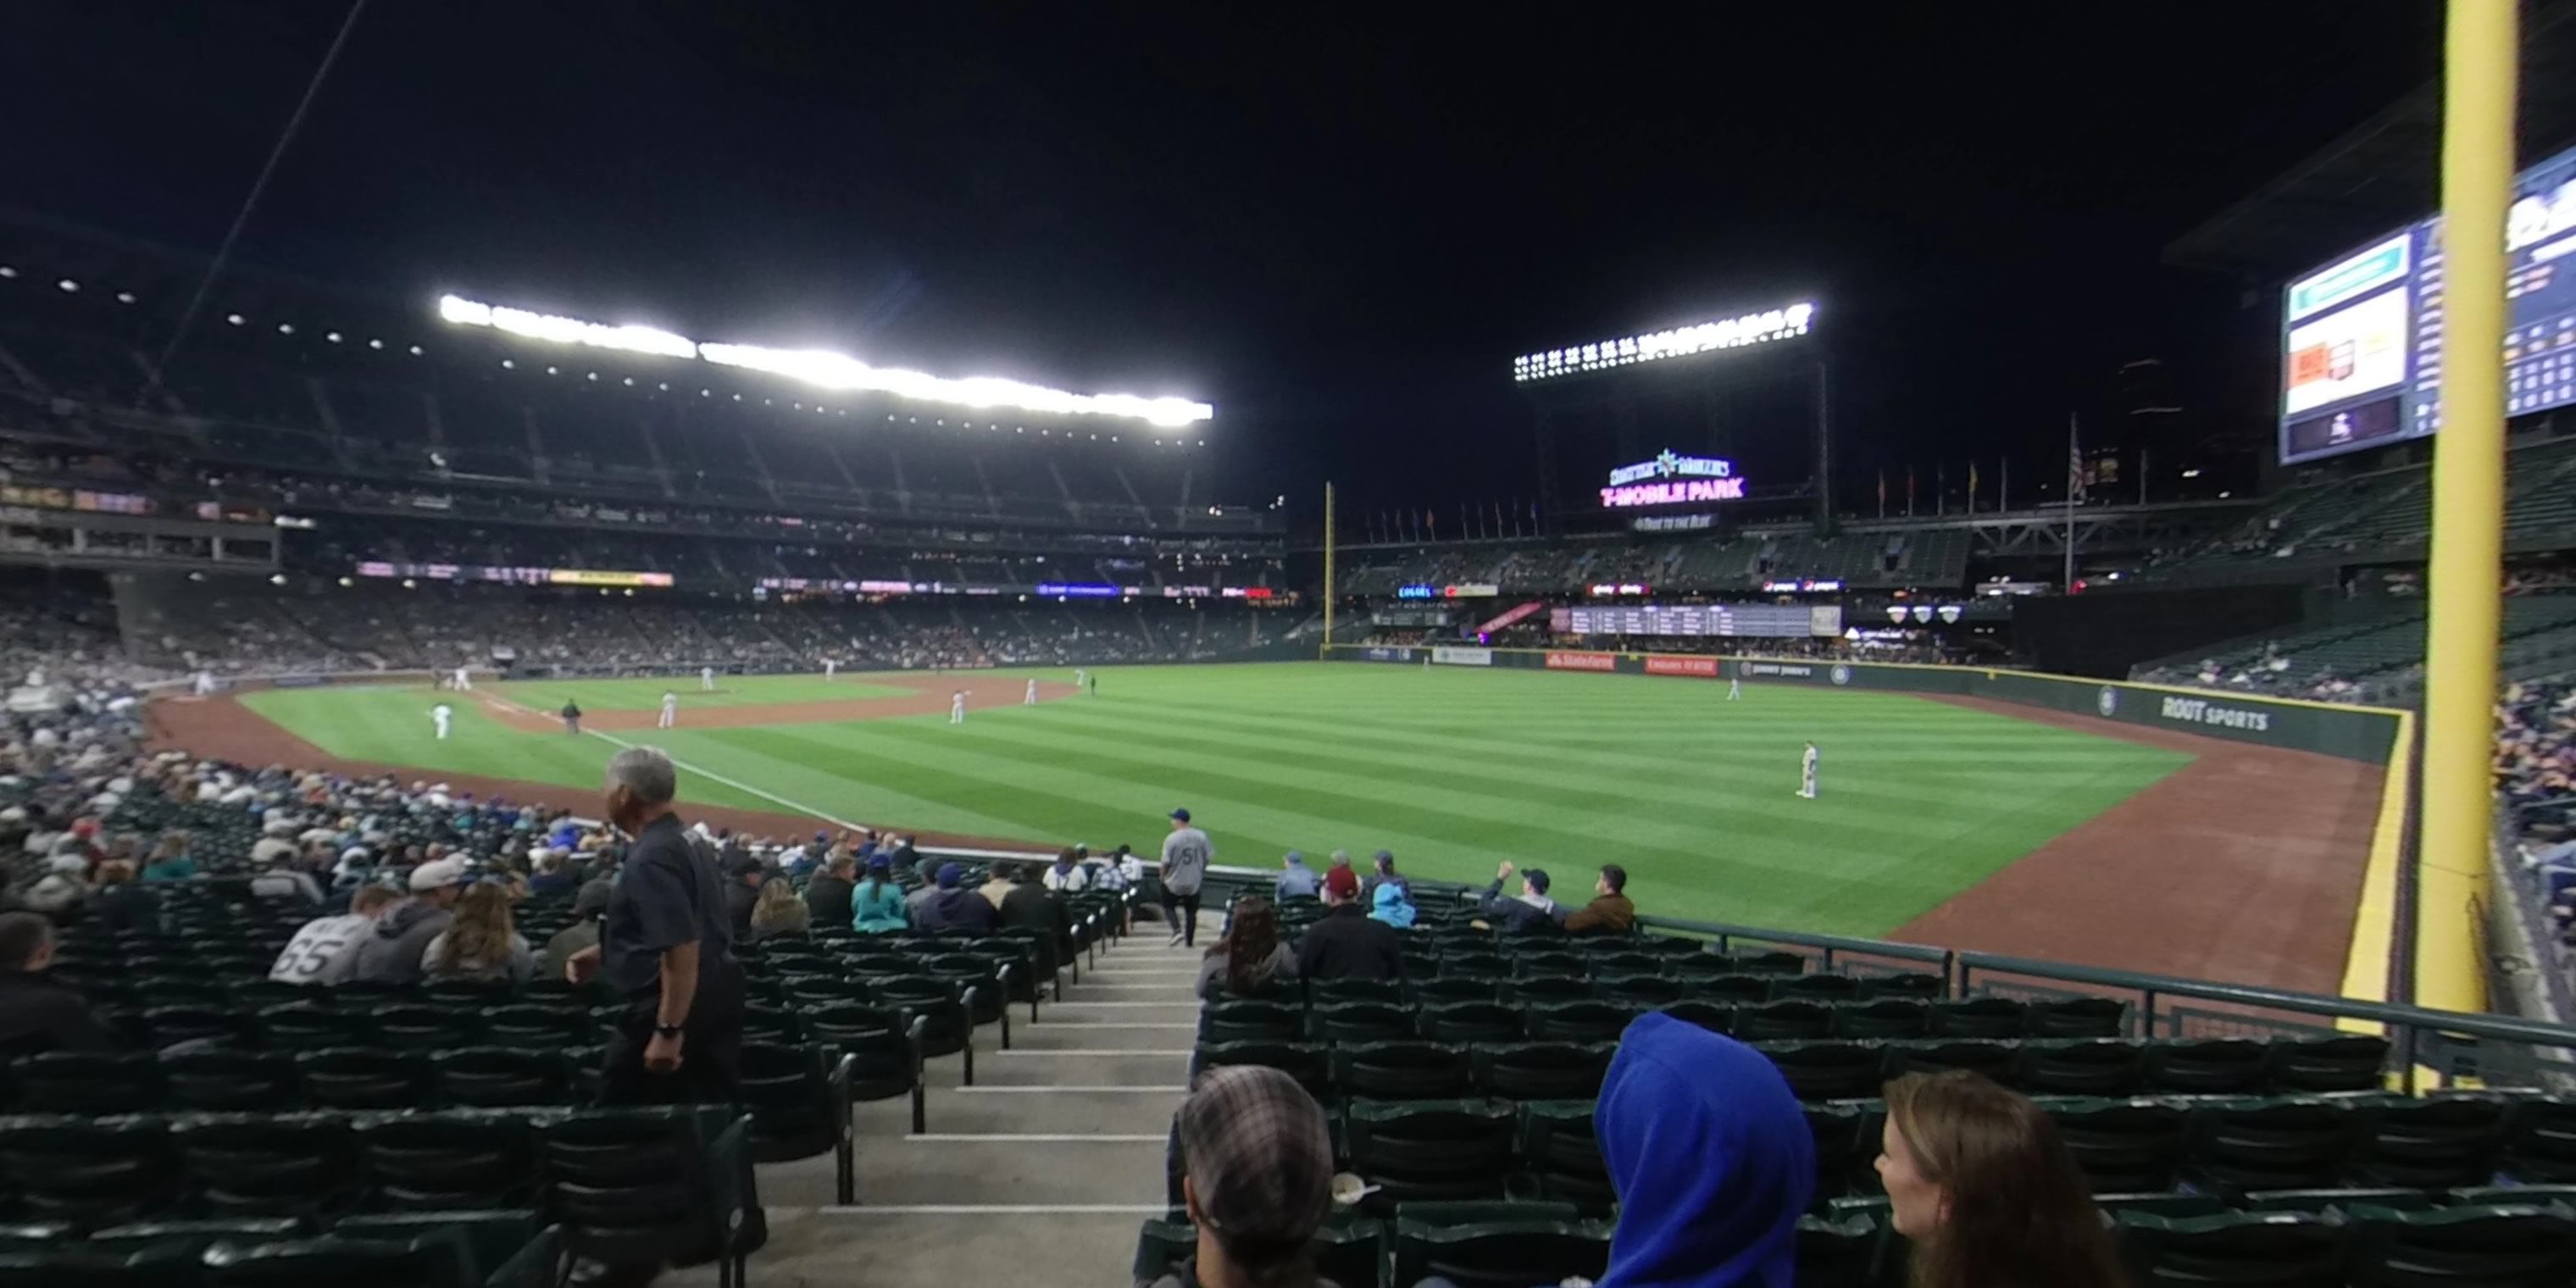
[653, 1024, 683, 1039]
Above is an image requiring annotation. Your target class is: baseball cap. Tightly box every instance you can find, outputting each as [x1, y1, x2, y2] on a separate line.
[1322, 866, 1359, 900]
[1169, 808, 1191, 823]
[865, 851, 892, 872]
[1175, 1066, 1333, 1253]
[408, 857, 472, 891]
[1524, 868, 1551, 894]
[935, 862, 964, 889]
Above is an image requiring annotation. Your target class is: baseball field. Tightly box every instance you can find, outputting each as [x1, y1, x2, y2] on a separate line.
[215, 662, 2200, 938]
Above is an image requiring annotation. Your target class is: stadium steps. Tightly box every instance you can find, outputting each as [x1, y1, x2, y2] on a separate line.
[671, 937, 1200, 1287]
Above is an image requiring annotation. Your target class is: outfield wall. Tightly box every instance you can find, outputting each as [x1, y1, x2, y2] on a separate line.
[1324, 642, 2438, 1009]
[1339, 644, 2404, 763]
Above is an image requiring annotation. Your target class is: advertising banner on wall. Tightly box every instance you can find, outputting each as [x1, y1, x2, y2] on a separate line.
[1644, 656, 1719, 678]
[1545, 651, 1617, 672]
[1431, 647, 1494, 667]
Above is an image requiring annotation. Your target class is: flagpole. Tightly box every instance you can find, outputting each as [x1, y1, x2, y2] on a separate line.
[2064, 413, 2079, 593]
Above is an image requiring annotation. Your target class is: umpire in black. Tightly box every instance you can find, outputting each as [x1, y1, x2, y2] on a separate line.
[566, 745, 745, 1102]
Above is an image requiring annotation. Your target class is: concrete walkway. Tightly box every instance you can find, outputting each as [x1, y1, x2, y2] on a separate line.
[673, 935, 1200, 1285]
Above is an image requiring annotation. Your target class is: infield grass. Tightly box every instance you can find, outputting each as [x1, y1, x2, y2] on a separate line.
[238, 662, 2190, 935]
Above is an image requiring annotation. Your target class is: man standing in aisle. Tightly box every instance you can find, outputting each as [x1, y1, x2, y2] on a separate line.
[430, 702, 452, 741]
[1798, 741, 1818, 799]
[1159, 807, 1211, 947]
[1024, 677, 1039, 707]
[949, 689, 968, 726]
[658, 691, 679, 730]
[699, 665, 716, 692]
[568, 745, 746, 1105]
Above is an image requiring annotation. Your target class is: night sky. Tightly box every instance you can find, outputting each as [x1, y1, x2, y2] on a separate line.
[3, 2, 2437, 520]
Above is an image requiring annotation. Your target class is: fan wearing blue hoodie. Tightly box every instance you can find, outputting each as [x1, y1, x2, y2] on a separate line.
[1594, 1012, 1813, 1288]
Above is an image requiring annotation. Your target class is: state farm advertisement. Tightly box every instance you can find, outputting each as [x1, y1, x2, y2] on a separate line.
[1644, 655, 1718, 678]
[1545, 651, 1616, 672]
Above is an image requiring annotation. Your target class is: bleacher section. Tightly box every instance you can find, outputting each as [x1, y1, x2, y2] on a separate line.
[2132, 591, 2576, 704]
[1338, 525, 1971, 597]
[2146, 435, 2576, 582]
[1150, 885, 2576, 1288]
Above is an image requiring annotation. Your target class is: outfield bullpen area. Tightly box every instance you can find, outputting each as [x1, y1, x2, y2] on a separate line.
[142, 660, 2389, 995]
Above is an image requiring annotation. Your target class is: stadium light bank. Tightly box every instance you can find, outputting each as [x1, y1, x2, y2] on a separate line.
[438, 294, 1212, 428]
[1513, 301, 1815, 383]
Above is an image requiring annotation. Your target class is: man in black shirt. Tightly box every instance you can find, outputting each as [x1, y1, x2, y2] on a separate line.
[1294, 866, 1405, 983]
[0, 913, 110, 1056]
[565, 746, 745, 1103]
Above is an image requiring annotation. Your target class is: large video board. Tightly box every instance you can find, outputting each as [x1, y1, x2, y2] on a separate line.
[2279, 142, 2576, 465]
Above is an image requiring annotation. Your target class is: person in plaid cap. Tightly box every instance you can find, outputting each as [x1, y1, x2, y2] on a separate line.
[1151, 1064, 1341, 1288]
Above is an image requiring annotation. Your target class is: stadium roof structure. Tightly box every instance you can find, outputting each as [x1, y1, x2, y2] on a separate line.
[2165, 0, 2576, 280]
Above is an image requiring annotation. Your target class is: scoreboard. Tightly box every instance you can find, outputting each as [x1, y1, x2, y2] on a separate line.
[1551, 602, 1838, 638]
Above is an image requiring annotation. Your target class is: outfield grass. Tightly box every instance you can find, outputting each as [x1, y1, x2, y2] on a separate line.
[493, 675, 914, 710]
[239, 663, 2190, 935]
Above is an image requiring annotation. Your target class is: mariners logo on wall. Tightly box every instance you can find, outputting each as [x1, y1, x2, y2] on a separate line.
[2097, 686, 2119, 717]
[1829, 665, 1852, 686]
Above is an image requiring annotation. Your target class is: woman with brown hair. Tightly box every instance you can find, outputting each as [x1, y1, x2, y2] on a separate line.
[1195, 896, 1296, 1000]
[419, 882, 533, 983]
[747, 875, 813, 941]
[1878, 1069, 2125, 1288]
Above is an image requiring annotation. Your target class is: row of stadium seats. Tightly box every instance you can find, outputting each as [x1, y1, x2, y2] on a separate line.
[0, 1105, 752, 1280]
[1192, 1030, 2388, 1103]
[0, 1209, 558, 1288]
[1133, 1191, 2576, 1288]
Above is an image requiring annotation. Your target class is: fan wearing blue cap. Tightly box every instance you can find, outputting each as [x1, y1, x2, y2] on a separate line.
[1160, 808, 1213, 947]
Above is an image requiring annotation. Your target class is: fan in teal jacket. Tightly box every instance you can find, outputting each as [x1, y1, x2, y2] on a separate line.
[850, 861, 909, 933]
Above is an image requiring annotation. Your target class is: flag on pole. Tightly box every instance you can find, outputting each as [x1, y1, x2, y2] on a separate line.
[1936, 463, 1946, 515]
[1968, 461, 1979, 514]
[1906, 466, 1917, 516]
[2069, 435, 2089, 503]
[1875, 469, 1886, 518]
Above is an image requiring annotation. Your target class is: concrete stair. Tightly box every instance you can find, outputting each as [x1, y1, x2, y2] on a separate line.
[674, 934, 1202, 1285]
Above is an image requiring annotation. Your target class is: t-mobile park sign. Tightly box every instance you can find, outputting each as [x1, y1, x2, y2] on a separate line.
[1601, 451, 1746, 508]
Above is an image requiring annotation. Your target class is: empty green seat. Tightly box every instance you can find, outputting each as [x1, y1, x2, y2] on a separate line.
[1346, 1099, 1517, 1208]
[1390, 1203, 1613, 1288]
[1334, 1041, 1474, 1100]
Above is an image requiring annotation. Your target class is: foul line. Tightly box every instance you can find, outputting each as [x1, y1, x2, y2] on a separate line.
[586, 729, 874, 832]
[584, 727, 1060, 859]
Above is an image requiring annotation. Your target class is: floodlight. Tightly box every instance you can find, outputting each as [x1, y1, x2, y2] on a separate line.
[1513, 300, 1815, 382]
[55, 279, 75, 292]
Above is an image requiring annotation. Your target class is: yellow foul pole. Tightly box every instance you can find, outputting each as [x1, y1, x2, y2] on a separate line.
[1322, 481, 1337, 653]
[2418, 0, 2515, 1012]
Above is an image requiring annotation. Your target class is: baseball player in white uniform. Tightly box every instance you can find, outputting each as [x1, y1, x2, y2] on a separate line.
[1798, 741, 1819, 799]
[193, 669, 216, 697]
[1728, 674, 1742, 700]
[824, 658, 838, 680]
[431, 702, 452, 741]
[700, 665, 716, 691]
[950, 689, 968, 725]
[1074, 668, 1087, 691]
[1024, 678, 1039, 706]
[659, 691, 679, 729]
[452, 665, 473, 692]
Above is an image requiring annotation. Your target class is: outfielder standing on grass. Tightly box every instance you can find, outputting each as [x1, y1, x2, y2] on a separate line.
[949, 689, 968, 726]
[562, 701, 582, 736]
[1798, 741, 1818, 799]
[431, 702, 452, 741]
[1024, 677, 1038, 706]
[659, 691, 679, 730]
